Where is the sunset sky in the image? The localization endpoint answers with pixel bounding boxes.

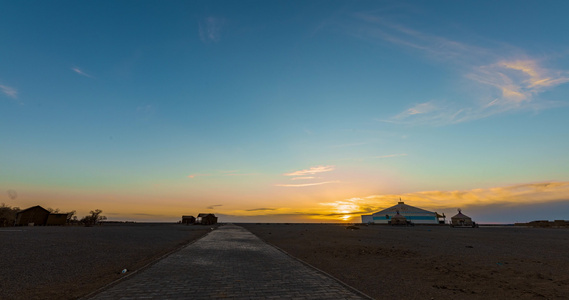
[2,0,569,223]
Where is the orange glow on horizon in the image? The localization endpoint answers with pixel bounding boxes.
[2,181,568,223]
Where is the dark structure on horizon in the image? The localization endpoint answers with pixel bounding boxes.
[15,205,68,226]
[46,213,68,226]
[15,206,50,226]
[196,213,217,225]
[181,215,196,225]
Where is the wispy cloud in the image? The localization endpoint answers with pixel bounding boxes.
[199,17,225,43]
[275,181,339,187]
[468,59,569,107]
[71,67,94,78]
[207,204,223,209]
[351,13,569,125]
[284,165,335,177]
[0,84,17,98]
[387,100,472,126]
[245,208,277,212]
[277,165,338,187]
[351,14,489,62]
[291,176,315,180]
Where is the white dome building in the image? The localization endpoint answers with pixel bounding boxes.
[451,209,475,227]
[361,200,443,224]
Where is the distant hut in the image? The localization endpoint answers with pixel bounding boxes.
[451,209,476,227]
[435,212,446,224]
[46,213,68,226]
[15,206,50,226]
[196,213,218,225]
[182,215,196,225]
[389,211,408,225]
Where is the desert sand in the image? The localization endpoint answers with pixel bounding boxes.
[241,223,569,300]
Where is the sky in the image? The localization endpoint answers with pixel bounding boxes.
[1,0,569,223]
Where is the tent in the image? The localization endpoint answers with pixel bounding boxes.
[451,209,475,227]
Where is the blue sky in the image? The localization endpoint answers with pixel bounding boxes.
[2,0,569,223]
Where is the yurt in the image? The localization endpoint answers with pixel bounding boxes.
[389,211,407,225]
[451,209,474,227]
[361,200,441,224]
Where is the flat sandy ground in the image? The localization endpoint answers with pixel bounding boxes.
[2,223,568,300]
[241,223,569,300]
[0,224,213,300]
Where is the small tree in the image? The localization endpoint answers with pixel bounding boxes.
[81,209,107,226]
[0,203,20,227]
[66,210,78,224]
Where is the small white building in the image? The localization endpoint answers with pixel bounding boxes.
[361,201,442,224]
[451,209,474,227]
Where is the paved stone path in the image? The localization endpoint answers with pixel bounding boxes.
[90,224,367,300]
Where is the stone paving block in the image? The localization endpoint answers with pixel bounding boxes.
[88,224,368,300]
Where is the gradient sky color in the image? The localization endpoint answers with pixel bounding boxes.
[2,0,569,223]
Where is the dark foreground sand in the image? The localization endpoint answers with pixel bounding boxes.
[241,224,569,300]
[2,223,568,300]
[0,224,213,300]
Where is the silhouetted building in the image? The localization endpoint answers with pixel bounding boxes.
[196,213,217,225]
[46,213,68,226]
[182,215,196,224]
[15,206,50,226]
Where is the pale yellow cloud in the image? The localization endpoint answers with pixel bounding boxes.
[291,176,315,180]
[283,165,335,176]
[471,59,569,106]
[501,87,527,101]
[500,60,540,77]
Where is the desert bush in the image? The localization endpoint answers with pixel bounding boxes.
[81,209,107,226]
[66,210,79,224]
